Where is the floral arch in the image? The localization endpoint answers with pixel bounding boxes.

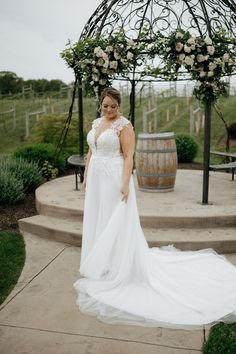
[60,0,236,204]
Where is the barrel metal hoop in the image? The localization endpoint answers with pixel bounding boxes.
[136,172,176,177]
[139,185,175,190]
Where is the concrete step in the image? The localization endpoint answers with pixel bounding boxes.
[19,215,83,247]
[35,188,236,229]
[19,214,236,253]
[35,174,236,228]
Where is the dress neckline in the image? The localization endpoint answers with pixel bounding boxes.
[94,116,122,144]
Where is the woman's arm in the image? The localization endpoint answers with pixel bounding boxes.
[82,148,92,190]
[120,124,135,202]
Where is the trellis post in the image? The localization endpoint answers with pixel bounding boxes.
[78,75,84,157]
[202,102,212,204]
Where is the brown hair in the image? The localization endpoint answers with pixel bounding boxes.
[100,87,121,106]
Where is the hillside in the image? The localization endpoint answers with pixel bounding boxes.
[0,91,235,163]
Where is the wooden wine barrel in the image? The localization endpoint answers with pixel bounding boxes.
[135,132,178,192]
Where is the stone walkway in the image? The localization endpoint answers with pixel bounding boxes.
[1,232,236,354]
[1,168,236,353]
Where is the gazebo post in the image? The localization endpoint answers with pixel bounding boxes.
[130,79,136,127]
[202,102,212,204]
[77,74,84,157]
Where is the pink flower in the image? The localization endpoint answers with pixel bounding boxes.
[175,42,184,52]
[223,53,229,62]
[207,46,215,55]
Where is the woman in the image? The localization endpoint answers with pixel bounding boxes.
[73,87,236,329]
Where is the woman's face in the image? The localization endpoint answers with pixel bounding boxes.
[101,95,119,120]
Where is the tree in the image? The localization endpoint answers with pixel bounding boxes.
[0,71,23,94]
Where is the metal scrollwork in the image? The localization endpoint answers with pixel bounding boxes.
[80,0,236,40]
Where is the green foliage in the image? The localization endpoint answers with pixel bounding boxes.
[31,114,79,147]
[0,71,24,95]
[0,170,24,204]
[203,322,236,354]
[0,71,67,96]
[41,161,58,180]
[175,134,198,163]
[14,142,66,173]
[0,157,43,192]
[24,79,67,94]
[0,232,26,304]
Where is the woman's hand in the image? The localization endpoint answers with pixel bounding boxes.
[121,184,129,203]
[82,178,86,191]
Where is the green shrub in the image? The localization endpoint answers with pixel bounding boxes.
[31,114,80,147]
[0,157,43,192]
[203,322,236,354]
[0,170,24,204]
[41,161,58,180]
[175,134,198,163]
[14,142,66,173]
[31,114,89,158]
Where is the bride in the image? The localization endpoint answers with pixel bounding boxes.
[73,87,236,329]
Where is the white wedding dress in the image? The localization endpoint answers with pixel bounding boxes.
[73,116,236,329]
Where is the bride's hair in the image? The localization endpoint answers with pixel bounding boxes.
[100,87,121,106]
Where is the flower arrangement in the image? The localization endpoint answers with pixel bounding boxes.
[61,30,137,95]
[61,28,235,103]
[160,29,236,103]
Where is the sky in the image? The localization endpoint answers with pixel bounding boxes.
[0,0,102,84]
[0,0,235,90]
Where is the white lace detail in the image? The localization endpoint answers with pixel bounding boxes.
[92,117,103,130]
[91,116,132,136]
[87,116,132,158]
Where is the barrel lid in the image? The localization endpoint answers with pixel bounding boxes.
[138,132,175,140]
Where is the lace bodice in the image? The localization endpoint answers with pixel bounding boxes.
[87,116,132,157]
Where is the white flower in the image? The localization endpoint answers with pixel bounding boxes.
[92,74,99,81]
[92,67,99,73]
[114,51,121,60]
[197,54,205,62]
[176,42,184,52]
[99,79,107,85]
[176,32,184,39]
[204,55,209,61]
[165,47,171,52]
[105,45,113,53]
[207,45,215,55]
[204,36,212,45]
[102,52,108,61]
[199,71,206,78]
[179,53,185,61]
[190,44,196,50]
[109,61,118,69]
[127,38,135,47]
[97,58,104,66]
[223,53,229,62]
[101,68,108,74]
[103,61,109,69]
[187,37,196,45]
[127,51,134,60]
[209,62,217,70]
[184,56,194,66]
[184,45,192,53]
[120,58,127,64]
[207,71,214,77]
[94,47,104,57]
[215,58,222,65]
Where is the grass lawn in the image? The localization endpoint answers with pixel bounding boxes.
[0,231,26,305]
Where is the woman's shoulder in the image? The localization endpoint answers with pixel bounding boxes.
[91,117,102,129]
[117,116,133,129]
[113,116,133,135]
